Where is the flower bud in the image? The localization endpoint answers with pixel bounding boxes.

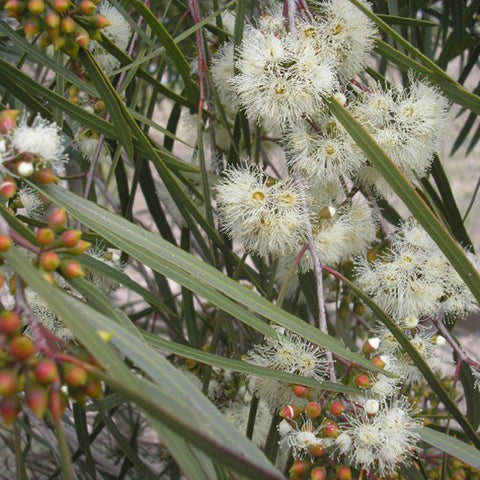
[60,17,76,34]
[10,335,35,361]
[79,0,96,14]
[28,0,44,14]
[435,335,446,347]
[23,19,40,38]
[34,359,59,385]
[291,384,310,398]
[0,396,20,426]
[4,0,26,15]
[329,401,344,416]
[60,230,82,247]
[66,239,92,255]
[17,161,34,177]
[279,404,301,419]
[74,28,90,48]
[60,260,84,278]
[48,388,65,421]
[48,208,67,232]
[305,402,321,419]
[36,227,55,246]
[52,0,70,11]
[319,206,336,219]
[371,355,386,369]
[45,12,60,30]
[0,177,17,198]
[63,364,87,387]
[362,337,380,354]
[309,443,325,457]
[40,251,60,271]
[0,311,21,336]
[355,373,371,389]
[310,467,326,480]
[0,235,12,252]
[337,466,352,480]
[0,370,17,396]
[32,168,58,184]
[83,378,103,399]
[364,399,379,415]
[90,14,110,29]
[289,460,311,479]
[26,386,48,417]
[322,420,339,438]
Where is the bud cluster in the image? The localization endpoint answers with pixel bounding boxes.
[1,0,110,57]
[35,208,89,282]
[0,309,102,425]
[278,398,352,479]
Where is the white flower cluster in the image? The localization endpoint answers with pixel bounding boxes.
[246,326,328,408]
[212,0,376,132]
[354,78,450,193]
[334,397,421,475]
[216,166,308,257]
[356,220,478,321]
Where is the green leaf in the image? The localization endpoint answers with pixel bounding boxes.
[29,182,386,374]
[419,427,480,470]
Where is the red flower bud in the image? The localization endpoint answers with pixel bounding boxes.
[371,355,386,369]
[60,17,76,34]
[90,14,110,29]
[0,370,17,396]
[355,373,371,389]
[74,28,90,48]
[310,467,326,480]
[66,240,92,255]
[36,227,55,246]
[309,443,325,457]
[10,335,35,361]
[26,386,48,418]
[337,466,352,480]
[323,420,339,438]
[0,396,20,426]
[60,230,82,247]
[289,460,311,479]
[279,404,301,419]
[79,0,96,14]
[32,168,58,184]
[60,260,84,278]
[40,251,60,271]
[63,364,87,387]
[305,402,321,419]
[45,12,60,30]
[330,401,344,416]
[0,177,17,198]
[48,208,67,232]
[51,0,70,13]
[83,378,103,399]
[34,359,59,385]
[23,19,40,38]
[291,384,310,398]
[28,0,45,14]
[0,235,12,252]
[0,310,21,336]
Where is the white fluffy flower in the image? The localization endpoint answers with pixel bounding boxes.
[338,397,421,475]
[223,399,272,448]
[18,186,43,220]
[216,166,308,257]
[316,0,377,80]
[282,419,324,459]
[355,221,478,321]
[11,115,64,166]
[247,327,329,408]
[231,18,337,130]
[75,130,112,164]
